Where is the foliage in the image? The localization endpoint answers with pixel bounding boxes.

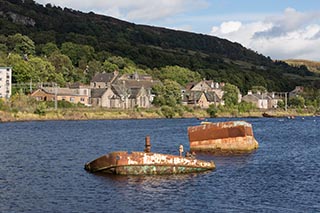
[7,33,35,56]
[152,79,181,107]
[207,104,218,117]
[237,102,256,113]
[40,42,59,56]
[222,83,240,107]
[160,105,175,118]
[46,100,75,108]
[289,95,305,108]
[102,60,118,73]
[251,86,267,93]
[154,66,201,86]
[277,100,285,109]
[34,102,47,115]
[9,90,38,112]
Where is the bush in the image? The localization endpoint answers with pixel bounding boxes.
[207,104,218,117]
[161,105,175,118]
[238,102,256,113]
[34,102,47,115]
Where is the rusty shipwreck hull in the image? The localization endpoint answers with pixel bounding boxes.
[188,121,259,153]
[85,151,215,175]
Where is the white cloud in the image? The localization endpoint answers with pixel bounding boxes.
[219,21,242,34]
[210,8,320,60]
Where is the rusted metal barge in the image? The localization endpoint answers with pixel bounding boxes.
[85,136,215,175]
[188,121,259,154]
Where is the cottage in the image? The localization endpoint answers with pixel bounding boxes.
[183,80,226,107]
[182,91,221,108]
[242,91,280,109]
[30,87,91,106]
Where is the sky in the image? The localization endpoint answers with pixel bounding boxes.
[35,0,320,61]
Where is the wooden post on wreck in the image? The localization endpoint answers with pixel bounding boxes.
[144,135,151,153]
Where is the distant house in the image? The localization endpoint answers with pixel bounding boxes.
[183,80,226,107]
[182,91,221,108]
[289,86,304,98]
[242,91,280,109]
[90,72,160,108]
[0,67,12,99]
[90,71,119,88]
[30,87,91,106]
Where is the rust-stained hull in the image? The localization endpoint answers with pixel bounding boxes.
[188,121,259,153]
[85,151,215,175]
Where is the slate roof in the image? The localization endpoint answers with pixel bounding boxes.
[183,91,220,103]
[41,87,85,96]
[91,88,107,98]
[91,72,117,83]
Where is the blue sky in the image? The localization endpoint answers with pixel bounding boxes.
[35,0,320,61]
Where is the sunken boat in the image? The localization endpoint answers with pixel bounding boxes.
[188,121,259,154]
[85,136,215,175]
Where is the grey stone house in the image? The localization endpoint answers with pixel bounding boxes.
[90,72,160,109]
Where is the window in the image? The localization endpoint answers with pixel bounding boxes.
[70,97,75,102]
[80,98,85,102]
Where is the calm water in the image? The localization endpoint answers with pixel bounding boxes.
[0,117,319,212]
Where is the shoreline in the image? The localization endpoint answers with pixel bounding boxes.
[0,108,317,123]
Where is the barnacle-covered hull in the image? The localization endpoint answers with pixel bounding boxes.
[188,121,259,154]
[85,151,215,175]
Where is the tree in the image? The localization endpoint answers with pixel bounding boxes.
[7,34,35,56]
[158,66,201,86]
[86,60,103,82]
[48,52,74,83]
[103,60,118,73]
[223,83,240,107]
[61,42,95,66]
[152,80,181,107]
[7,53,33,83]
[107,56,127,69]
[251,86,267,93]
[41,42,59,56]
[289,95,305,108]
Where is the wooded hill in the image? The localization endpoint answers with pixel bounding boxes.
[1,0,319,92]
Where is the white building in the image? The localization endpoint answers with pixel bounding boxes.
[0,67,12,99]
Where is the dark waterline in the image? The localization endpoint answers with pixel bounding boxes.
[1,117,319,212]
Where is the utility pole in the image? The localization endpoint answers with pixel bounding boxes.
[29,79,32,93]
[285,92,288,112]
[54,82,58,110]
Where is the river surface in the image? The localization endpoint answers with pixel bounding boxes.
[0,117,319,212]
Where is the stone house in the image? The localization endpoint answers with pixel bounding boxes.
[242,91,280,109]
[183,80,225,107]
[289,86,304,98]
[182,91,221,108]
[90,72,160,108]
[90,71,119,88]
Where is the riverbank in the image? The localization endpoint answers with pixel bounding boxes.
[0,108,317,123]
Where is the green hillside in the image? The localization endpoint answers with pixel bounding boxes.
[0,0,319,92]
